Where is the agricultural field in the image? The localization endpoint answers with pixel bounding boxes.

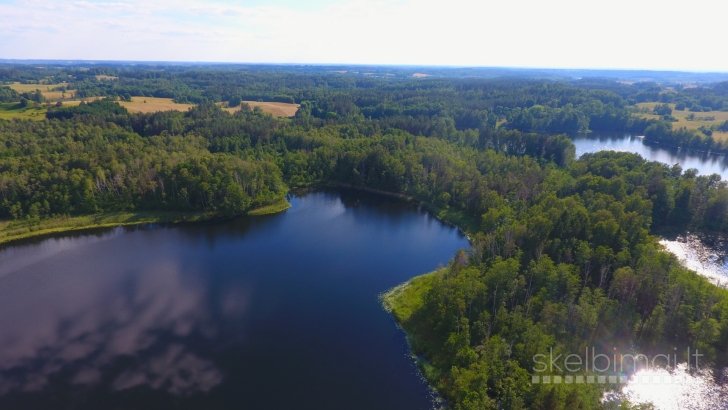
[119,97,194,113]
[1,97,194,120]
[6,84,297,117]
[224,101,299,117]
[95,75,118,81]
[59,97,103,106]
[62,97,192,113]
[636,102,728,140]
[7,82,66,100]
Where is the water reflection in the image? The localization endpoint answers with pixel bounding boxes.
[0,190,467,409]
[0,256,226,396]
[659,234,728,285]
[572,132,728,179]
[618,234,728,408]
[0,227,125,279]
[620,364,728,410]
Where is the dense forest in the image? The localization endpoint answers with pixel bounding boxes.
[2,65,728,409]
[0,101,286,220]
[4,62,728,153]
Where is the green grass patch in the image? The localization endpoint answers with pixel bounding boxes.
[0,102,48,121]
[0,199,291,246]
[382,271,437,323]
[0,211,213,246]
[247,198,291,215]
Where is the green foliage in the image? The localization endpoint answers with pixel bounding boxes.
[0,86,20,103]
[653,103,673,116]
[643,119,728,153]
[384,149,728,409]
[229,95,242,107]
[0,109,287,219]
[46,99,130,120]
[3,65,728,409]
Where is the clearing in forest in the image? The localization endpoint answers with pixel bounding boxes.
[7,82,66,100]
[224,101,300,118]
[636,102,728,140]
[118,97,194,113]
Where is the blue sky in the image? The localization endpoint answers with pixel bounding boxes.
[0,0,725,72]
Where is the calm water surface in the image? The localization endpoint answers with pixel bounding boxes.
[573,132,728,409]
[0,189,469,410]
[572,131,728,179]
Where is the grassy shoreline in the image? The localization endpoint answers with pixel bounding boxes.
[0,199,291,246]
[381,272,447,396]
[247,198,292,215]
[382,271,436,324]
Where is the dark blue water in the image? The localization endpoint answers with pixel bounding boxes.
[0,189,468,410]
[572,131,728,179]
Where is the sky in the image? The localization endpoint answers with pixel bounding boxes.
[0,0,725,72]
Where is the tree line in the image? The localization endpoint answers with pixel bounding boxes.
[0,68,728,409]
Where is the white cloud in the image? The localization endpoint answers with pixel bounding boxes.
[0,0,725,71]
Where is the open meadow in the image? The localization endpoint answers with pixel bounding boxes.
[120,97,194,113]
[0,97,297,120]
[636,102,728,140]
[0,103,47,121]
[8,82,66,100]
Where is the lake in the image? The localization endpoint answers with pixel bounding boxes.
[572,131,728,179]
[573,132,728,409]
[615,233,728,409]
[0,189,469,410]
[660,233,728,285]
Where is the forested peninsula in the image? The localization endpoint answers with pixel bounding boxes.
[2,65,728,408]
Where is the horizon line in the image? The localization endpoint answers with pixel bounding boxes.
[2,59,728,75]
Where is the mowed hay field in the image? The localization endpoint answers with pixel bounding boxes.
[224,101,299,118]
[1,96,296,119]
[120,97,194,113]
[62,97,194,113]
[636,102,728,140]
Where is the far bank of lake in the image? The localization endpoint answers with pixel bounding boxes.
[0,189,468,410]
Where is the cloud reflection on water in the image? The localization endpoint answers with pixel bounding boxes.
[0,234,234,397]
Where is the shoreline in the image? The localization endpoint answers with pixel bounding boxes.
[379,192,728,409]
[289,182,478,242]
[576,130,728,158]
[0,198,291,246]
[334,183,477,242]
[643,137,728,157]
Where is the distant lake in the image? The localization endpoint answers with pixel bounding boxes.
[572,131,728,179]
[0,189,469,410]
[572,132,728,408]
